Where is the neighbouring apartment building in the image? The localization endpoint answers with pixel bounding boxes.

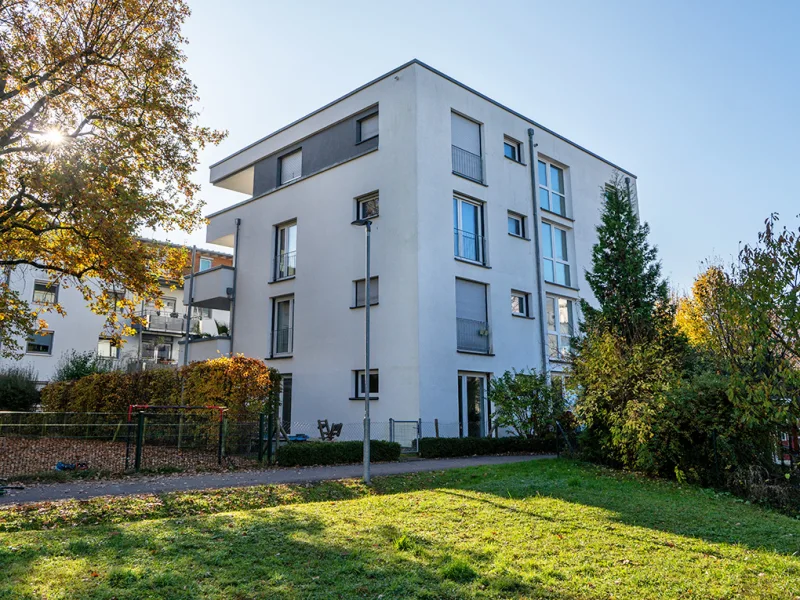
[185,60,640,437]
[1,242,232,385]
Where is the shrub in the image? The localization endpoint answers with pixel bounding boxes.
[489,369,565,438]
[0,365,40,411]
[40,356,280,420]
[52,350,113,382]
[276,440,401,466]
[418,436,555,458]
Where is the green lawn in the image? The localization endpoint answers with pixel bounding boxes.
[1,459,799,599]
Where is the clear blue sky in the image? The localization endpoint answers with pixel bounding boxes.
[174,0,799,292]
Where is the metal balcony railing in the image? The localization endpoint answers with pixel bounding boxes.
[271,327,293,356]
[141,310,186,333]
[456,317,490,353]
[274,251,297,280]
[452,145,483,182]
[454,228,486,264]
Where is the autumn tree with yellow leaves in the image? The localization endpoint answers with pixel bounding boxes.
[0,0,224,357]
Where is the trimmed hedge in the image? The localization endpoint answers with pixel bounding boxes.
[419,436,556,458]
[276,440,402,467]
[40,356,280,420]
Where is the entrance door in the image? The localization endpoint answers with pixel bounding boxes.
[457,373,487,437]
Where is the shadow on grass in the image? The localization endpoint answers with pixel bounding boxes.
[0,508,580,599]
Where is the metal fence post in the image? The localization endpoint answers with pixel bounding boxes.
[134,412,145,472]
[258,413,266,463]
[267,412,274,465]
[418,418,422,451]
[389,418,394,443]
[218,414,227,465]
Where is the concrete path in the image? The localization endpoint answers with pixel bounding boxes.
[0,454,554,506]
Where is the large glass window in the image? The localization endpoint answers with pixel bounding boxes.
[279,149,302,185]
[541,222,571,286]
[547,297,575,359]
[453,196,485,264]
[275,222,297,280]
[32,281,57,304]
[538,160,567,216]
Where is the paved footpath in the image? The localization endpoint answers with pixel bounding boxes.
[0,454,554,506]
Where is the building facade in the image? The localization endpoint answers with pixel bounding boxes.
[190,60,639,436]
[1,244,231,385]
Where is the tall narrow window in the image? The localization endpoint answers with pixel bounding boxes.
[354,277,379,307]
[538,160,567,216]
[451,113,483,182]
[547,297,575,359]
[456,278,489,354]
[541,222,571,286]
[280,149,302,185]
[32,281,58,304]
[358,113,378,142]
[275,222,297,280]
[453,196,485,264]
[272,296,294,356]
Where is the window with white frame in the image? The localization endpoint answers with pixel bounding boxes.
[358,113,378,142]
[538,160,567,216]
[504,137,522,162]
[275,221,297,280]
[547,296,575,359]
[354,369,379,398]
[272,296,294,356]
[354,277,379,307]
[32,280,58,304]
[279,149,302,185]
[451,112,483,182]
[511,291,529,317]
[453,195,485,264]
[541,222,571,286]
[507,212,525,238]
[356,191,379,220]
[198,257,213,271]
[27,331,54,354]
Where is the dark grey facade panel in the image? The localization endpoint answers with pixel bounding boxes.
[252,107,379,197]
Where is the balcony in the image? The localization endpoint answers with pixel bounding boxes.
[271,327,293,357]
[184,265,234,310]
[454,229,486,265]
[181,336,231,362]
[140,310,186,334]
[452,145,483,183]
[274,251,296,280]
[456,317,490,354]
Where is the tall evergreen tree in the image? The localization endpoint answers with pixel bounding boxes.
[581,175,670,345]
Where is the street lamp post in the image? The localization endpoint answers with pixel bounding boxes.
[352,218,372,484]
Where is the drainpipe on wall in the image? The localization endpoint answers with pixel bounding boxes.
[182,245,197,366]
[527,128,549,375]
[228,218,241,356]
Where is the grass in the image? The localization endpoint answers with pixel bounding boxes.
[0,459,799,599]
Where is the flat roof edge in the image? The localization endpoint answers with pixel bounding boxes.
[209,58,636,180]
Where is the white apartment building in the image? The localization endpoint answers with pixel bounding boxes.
[1,245,232,385]
[192,60,638,437]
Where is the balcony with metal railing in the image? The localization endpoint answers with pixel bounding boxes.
[456,317,490,354]
[452,145,483,183]
[271,327,293,357]
[274,251,297,280]
[454,228,487,265]
[140,310,186,334]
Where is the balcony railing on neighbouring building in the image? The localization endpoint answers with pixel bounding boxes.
[452,145,483,182]
[456,317,490,354]
[141,310,186,334]
[454,228,486,264]
[274,251,297,280]
[271,327,293,356]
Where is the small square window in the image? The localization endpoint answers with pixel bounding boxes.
[280,149,302,185]
[198,257,213,271]
[511,292,529,316]
[358,113,378,142]
[354,277,379,307]
[504,137,522,162]
[508,212,525,238]
[27,331,54,354]
[32,281,58,304]
[357,192,379,219]
[355,370,379,397]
